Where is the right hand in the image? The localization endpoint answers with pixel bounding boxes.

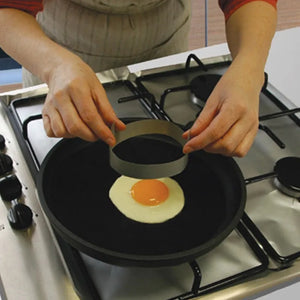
[42,56,126,146]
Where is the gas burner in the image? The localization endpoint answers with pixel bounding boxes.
[274,157,300,198]
[245,156,300,198]
[190,74,221,107]
[244,156,300,266]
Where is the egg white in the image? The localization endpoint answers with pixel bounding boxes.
[109,176,185,223]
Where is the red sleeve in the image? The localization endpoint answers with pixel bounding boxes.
[0,1,43,17]
[219,0,278,21]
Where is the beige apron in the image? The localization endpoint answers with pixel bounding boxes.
[23,0,191,87]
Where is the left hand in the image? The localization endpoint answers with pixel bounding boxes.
[182,63,263,157]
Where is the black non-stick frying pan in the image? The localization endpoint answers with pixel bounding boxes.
[37,120,246,267]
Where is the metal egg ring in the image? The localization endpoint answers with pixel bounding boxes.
[109,119,188,179]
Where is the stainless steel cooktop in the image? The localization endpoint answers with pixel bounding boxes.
[0,53,299,300]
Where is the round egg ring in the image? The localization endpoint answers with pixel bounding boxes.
[109,176,185,224]
[110,119,188,179]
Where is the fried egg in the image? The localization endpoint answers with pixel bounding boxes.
[109,176,184,223]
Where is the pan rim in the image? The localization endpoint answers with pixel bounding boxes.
[36,137,246,267]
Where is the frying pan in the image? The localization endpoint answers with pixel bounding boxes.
[36,119,246,267]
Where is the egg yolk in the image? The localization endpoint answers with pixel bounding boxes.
[130,179,169,206]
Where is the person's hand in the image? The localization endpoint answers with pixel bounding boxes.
[42,56,125,145]
[182,62,264,157]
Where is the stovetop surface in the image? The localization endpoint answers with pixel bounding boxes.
[1,54,300,300]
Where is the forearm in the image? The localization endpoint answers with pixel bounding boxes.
[225,1,277,88]
[0,8,79,84]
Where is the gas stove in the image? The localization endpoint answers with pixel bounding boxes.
[1,39,300,299]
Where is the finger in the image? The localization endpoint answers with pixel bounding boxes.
[42,102,74,139]
[68,85,117,144]
[204,122,258,157]
[49,92,99,141]
[92,85,126,131]
[182,106,217,139]
[230,124,258,157]
[42,112,54,137]
[183,104,239,153]
[182,98,219,139]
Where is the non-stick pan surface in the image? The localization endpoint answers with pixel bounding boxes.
[37,127,246,267]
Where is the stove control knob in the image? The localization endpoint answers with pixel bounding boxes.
[0,153,13,176]
[0,134,5,151]
[7,201,33,230]
[0,175,22,202]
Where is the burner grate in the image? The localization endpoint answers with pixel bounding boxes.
[168,221,268,300]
